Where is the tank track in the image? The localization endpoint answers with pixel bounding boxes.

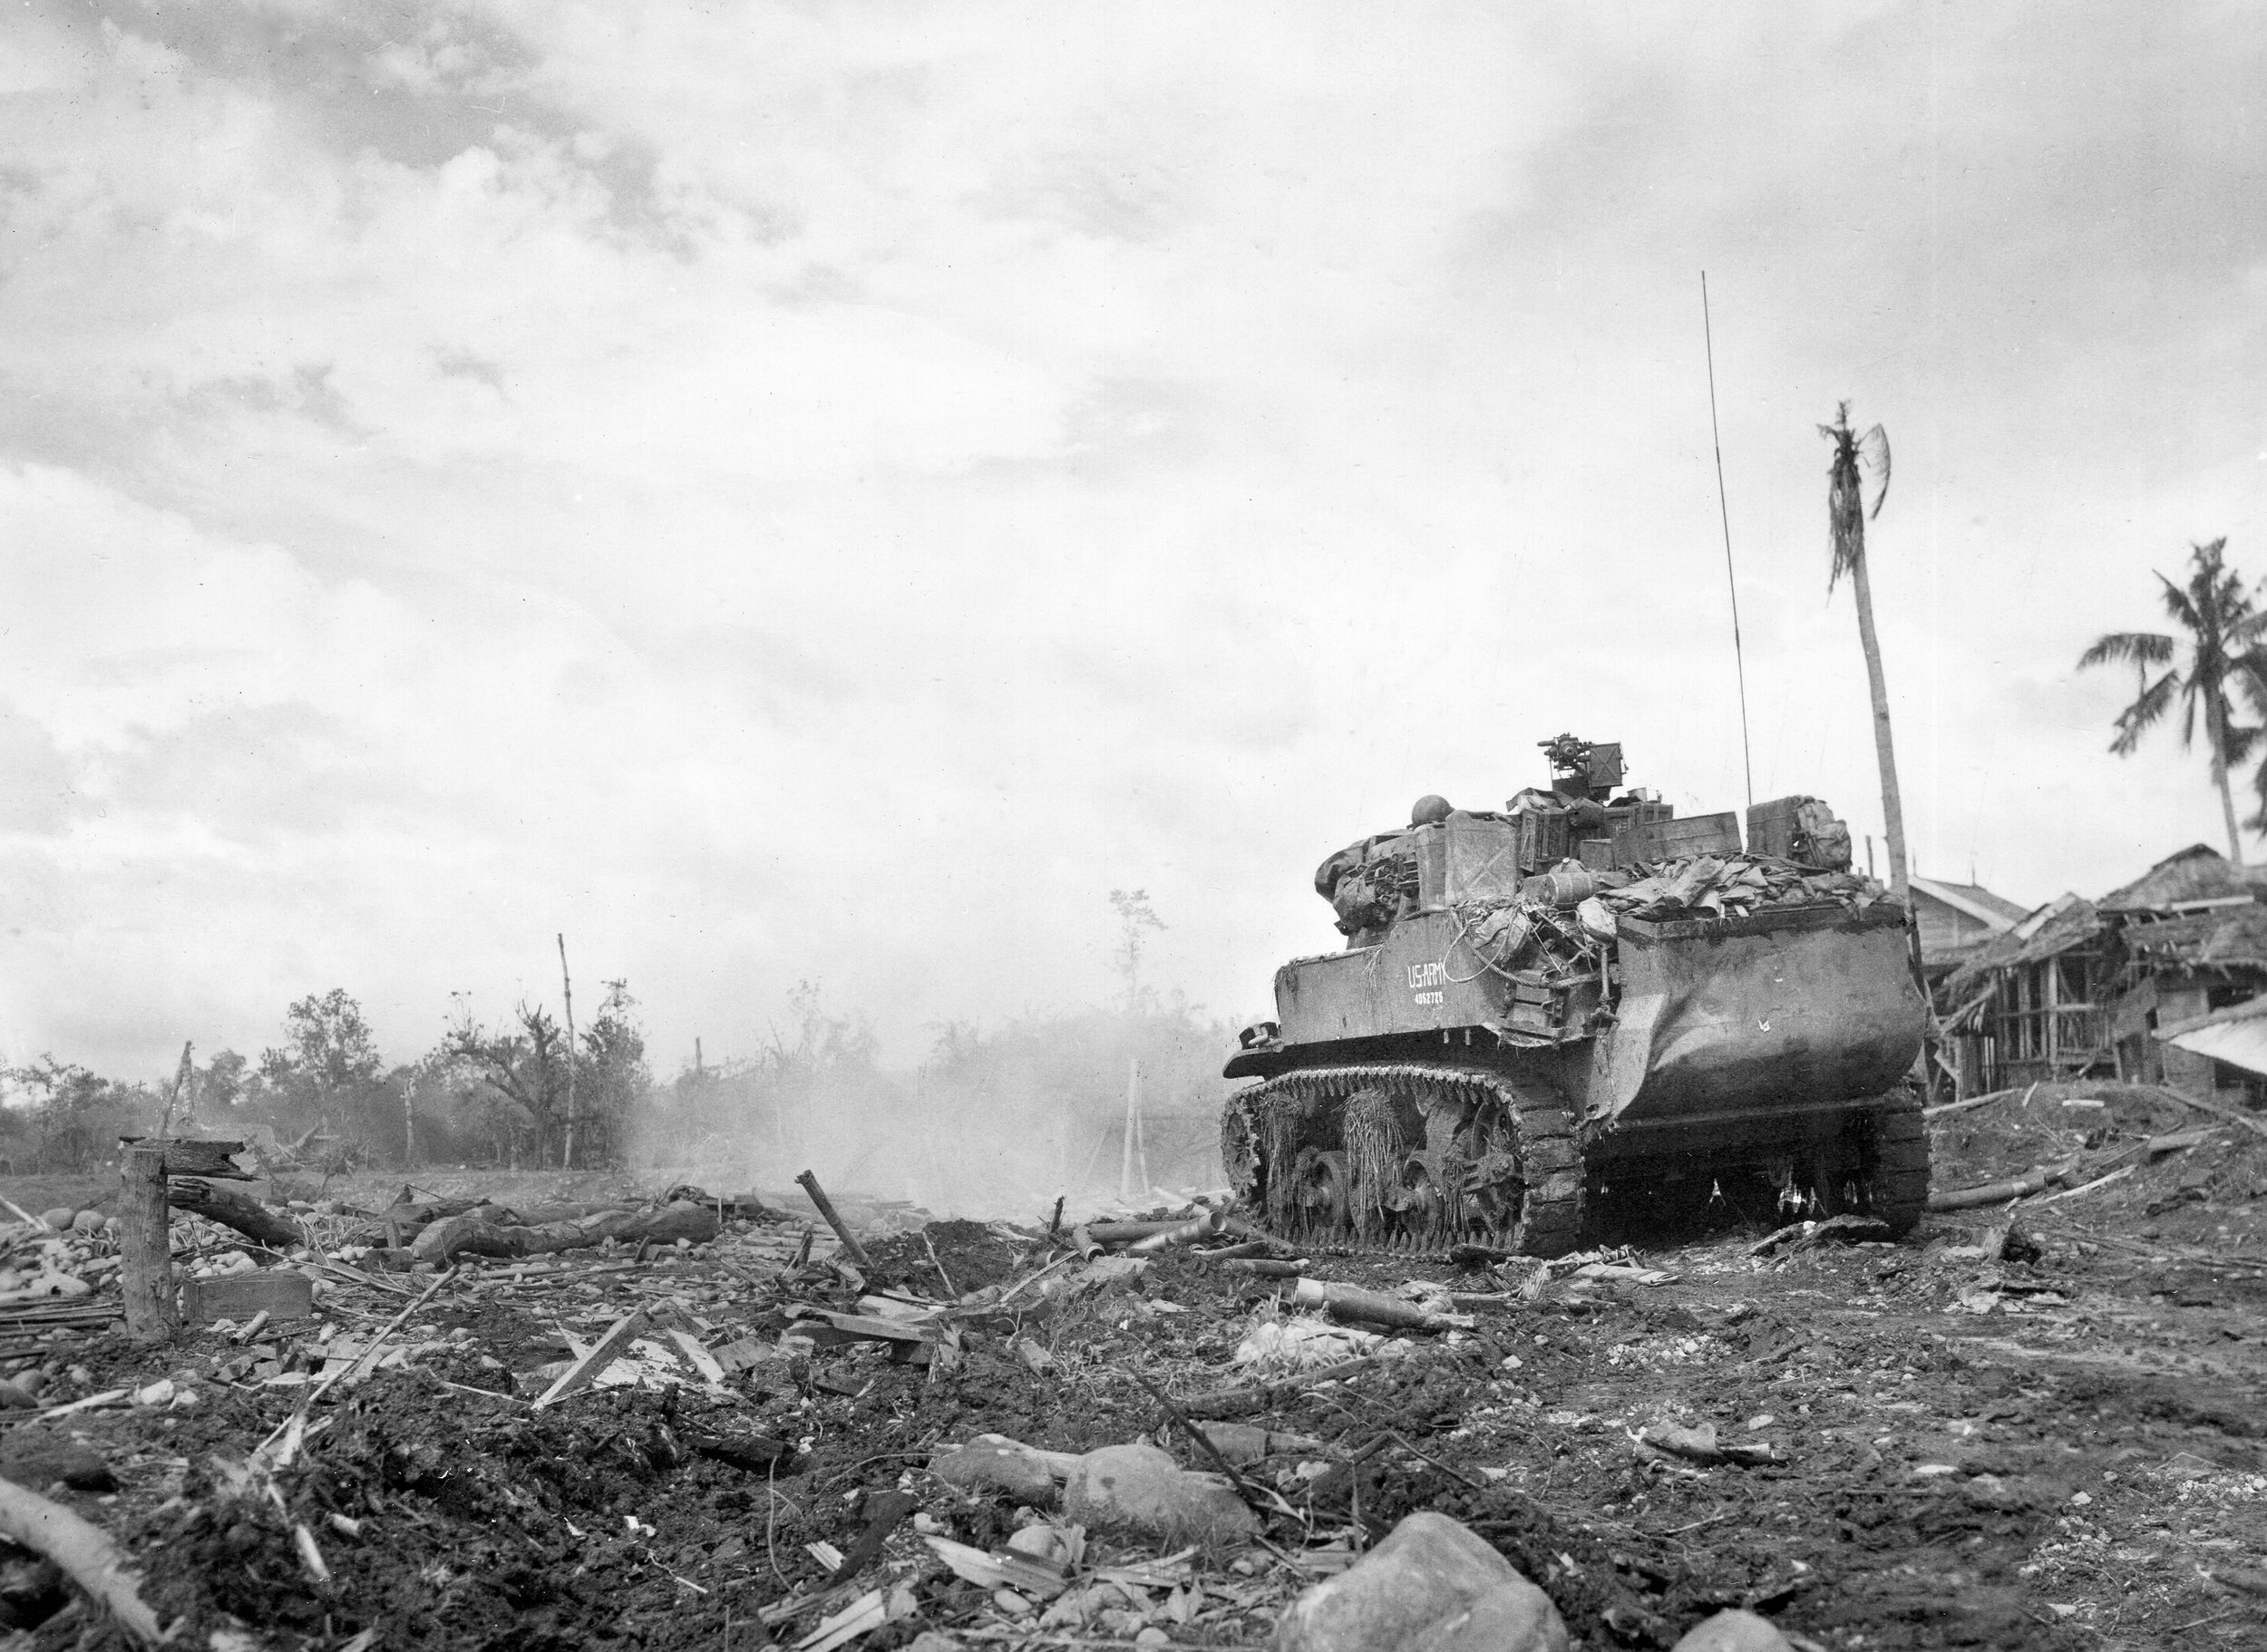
[1812,1081,1930,1235]
[1221,1062,1584,1259]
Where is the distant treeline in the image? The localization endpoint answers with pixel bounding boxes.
[0,980,1240,1196]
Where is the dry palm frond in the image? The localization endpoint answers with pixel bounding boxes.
[1819,401,1890,593]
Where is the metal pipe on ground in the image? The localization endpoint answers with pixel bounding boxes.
[793,1171,874,1271]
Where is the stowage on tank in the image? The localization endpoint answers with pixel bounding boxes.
[1221,736,1931,1258]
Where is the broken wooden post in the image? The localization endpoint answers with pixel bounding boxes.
[119,1143,175,1343]
[794,1170,873,1271]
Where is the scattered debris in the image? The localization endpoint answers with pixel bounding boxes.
[0,1111,2249,1648]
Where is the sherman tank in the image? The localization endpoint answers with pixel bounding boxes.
[1221,735,1930,1257]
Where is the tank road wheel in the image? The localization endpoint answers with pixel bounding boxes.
[1292,1147,1351,1237]
[1390,1154,1445,1247]
[1341,1087,1409,1243]
[1221,1103,1259,1210]
[1222,1065,1583,1256]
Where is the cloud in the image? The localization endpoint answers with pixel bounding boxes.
[0,4,2264,1080]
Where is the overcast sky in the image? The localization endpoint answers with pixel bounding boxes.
[3,2,2265,1080]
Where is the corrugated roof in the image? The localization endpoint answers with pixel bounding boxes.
[2099,844,2267,910]
[2162,1015,2267,1078]
[1910,876,2028,930]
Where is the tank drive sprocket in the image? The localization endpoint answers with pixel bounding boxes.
[1221,1063,1584,1258]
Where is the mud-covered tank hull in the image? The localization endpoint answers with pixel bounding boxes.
[1223,897,1931,1256]
[1581,901,1924,1153]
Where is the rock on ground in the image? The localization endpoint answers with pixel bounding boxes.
[929,1441,1056,1505]
[1061,1443,1260,1543]
[1272,1511,1567,1652]
[1670,1608,1796,1651]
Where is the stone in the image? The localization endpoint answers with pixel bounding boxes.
[1063,1443,1260,1543]
[930,1443,1058,1505]
[1273,1511,1565,1652]
[35,1210,71,1232]
[1669,1609,1796,1652]
[1407,1579,1569,1652]
[69,1210,102,1235]
[904,1636,963,1652]
[1004,1524,1079,1567]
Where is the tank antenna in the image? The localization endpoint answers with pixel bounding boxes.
[1701,271,1755,810]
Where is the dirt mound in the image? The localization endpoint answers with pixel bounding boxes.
[862,1217,1033,1295]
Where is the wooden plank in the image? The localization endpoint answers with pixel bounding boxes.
[534,1309,649,1408]
[115,1138,256,1181]
[793,1311,933,1346]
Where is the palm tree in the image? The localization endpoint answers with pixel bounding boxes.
[1820,403,1909,899]
[2077,538,2267,863]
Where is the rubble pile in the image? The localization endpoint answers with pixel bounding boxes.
[0,1139,2254,1650]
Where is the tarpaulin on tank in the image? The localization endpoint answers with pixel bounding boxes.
[1315,831,1416,943]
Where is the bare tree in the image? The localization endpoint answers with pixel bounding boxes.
[1820,403,1909,899]
[1109,889,1164,1012]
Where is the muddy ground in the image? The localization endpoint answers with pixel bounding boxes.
[0,1086,2262,1651]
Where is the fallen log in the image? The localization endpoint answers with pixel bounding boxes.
[168,1180,301,1249]
[1922,1082,2036,1121]
[1926,1160,2081,1212]
[2145,1127,2220,1158]
[1290,1278,1471,1332]
[353,1198,482,1247]
[411,1200,719,1264]
[0,1475,165,1643]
